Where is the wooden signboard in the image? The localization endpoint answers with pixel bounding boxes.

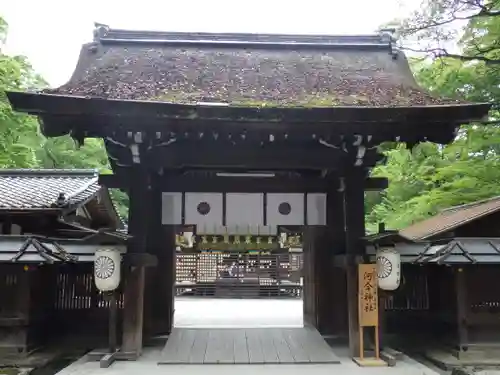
[353,264,386,367]
[358,263,378,327]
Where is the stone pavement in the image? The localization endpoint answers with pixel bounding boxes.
[55,298,442,375]
[56,346,441,375]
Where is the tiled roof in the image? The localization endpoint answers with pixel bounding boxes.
[364,231,415,244]
[399,196,500,240]
[0,169,100,210]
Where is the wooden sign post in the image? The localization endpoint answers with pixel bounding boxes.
[353,263,386,367]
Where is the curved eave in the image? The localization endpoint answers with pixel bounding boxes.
[8,91,491,125]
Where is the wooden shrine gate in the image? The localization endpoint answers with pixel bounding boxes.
[7,24,490,363]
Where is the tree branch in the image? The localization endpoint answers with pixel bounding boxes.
[403,47,500,65]
[402,0,500,35]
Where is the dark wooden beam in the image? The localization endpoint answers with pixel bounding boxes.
[455,267,468,352]
[7,91,489,126]
[344,172,367,357]
[126,168,149,254]
[302,227,316,328]
[148,144,367,170]
[99,174,388,192]
[315,189,349,336]
[332,254,364,268]
[144,175,176,337]
[121,266,146,358]
[97,116,457,145]
[122,166,149,357]
[105,142,381,171]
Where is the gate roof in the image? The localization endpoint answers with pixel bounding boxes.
[8,25,490,129]
[49,27,466,108]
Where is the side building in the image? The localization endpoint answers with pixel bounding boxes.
[0,169,125,359]
[367,197,500,368]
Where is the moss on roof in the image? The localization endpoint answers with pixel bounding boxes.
[49,39,464,107]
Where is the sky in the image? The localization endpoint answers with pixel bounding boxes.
[0,0,419,87]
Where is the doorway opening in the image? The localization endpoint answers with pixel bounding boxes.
[173,228,304,329]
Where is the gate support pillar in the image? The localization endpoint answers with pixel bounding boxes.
[303,183,348,337]
[302,227,316,328]
[122,265,146,357]
[316,188,347,336]
[344,172,367,357]
[144,174,176,338]
[122,167,149,358]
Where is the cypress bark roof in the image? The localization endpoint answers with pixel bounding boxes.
[49,26,464,107]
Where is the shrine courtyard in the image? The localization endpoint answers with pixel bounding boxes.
[53,298,441,375]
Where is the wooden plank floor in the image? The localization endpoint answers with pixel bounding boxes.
[158,327,341,365]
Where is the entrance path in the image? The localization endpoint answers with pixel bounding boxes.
[55,298,441,375]
[174,297,303,328]
[56,347,441,375]
[159,327,340,364]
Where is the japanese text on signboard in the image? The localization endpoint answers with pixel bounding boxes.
[358,264,378,327]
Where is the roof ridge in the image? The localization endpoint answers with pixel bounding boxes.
[440,195,500,213]
[0,170,101,211]
[415,204,500,240]
[401,195,500,240]
[0,169,99,177]
[94,24,394,50]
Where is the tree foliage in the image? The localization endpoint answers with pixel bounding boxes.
[3,11,500,232]
[399,0,500,65]
[0,16,128,218]
[367,0,500,232]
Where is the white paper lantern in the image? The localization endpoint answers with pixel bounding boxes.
[376,247,401,291]
[94,248,121,292]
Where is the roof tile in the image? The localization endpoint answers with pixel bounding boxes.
[0,169,100,210]
[399,196,500,240]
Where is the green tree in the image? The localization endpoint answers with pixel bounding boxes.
[399,0,500,65]
[0,15,128,218]
[367,0,500,232]
[0,17,45,168]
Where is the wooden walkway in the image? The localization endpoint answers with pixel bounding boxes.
[158,327,341,365]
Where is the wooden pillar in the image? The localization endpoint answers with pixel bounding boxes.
[302,228,316,328]
[315,188,347,336]
[122,266,146,356]
[455,267,468,352]
[144,176,176,337]
[378,291,387,348]
[160,225,176,334]
[149,224,176,336]
[12,268,32,353]
[122,167,149,357]
[344,172,366,357]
